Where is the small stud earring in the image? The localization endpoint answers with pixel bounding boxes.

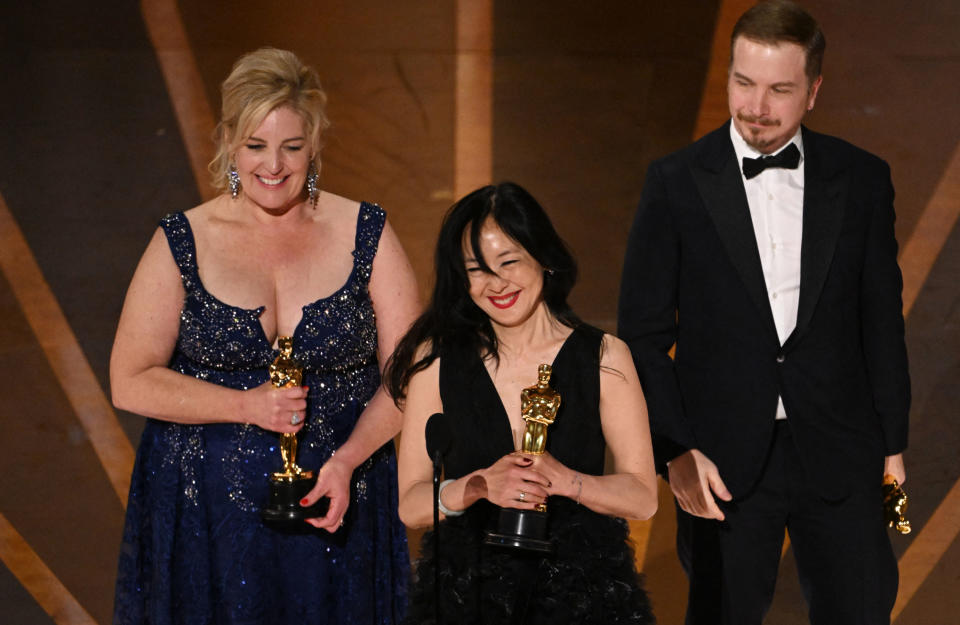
[228,164,241,199]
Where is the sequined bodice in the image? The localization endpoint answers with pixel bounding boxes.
[162,208,380,384]
[155,204,385,511]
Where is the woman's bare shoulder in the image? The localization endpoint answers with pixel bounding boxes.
[599,333,639,379]
[180,195,233,231]
[317,191,362,223]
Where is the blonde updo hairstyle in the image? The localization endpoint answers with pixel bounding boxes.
[209,47,330,193]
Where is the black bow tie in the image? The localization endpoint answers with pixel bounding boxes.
[742,143,801,179]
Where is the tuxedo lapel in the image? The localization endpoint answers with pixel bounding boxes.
[785,128,847,349]
[692,125,779,342]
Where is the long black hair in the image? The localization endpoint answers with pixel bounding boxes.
[384,182,580,404]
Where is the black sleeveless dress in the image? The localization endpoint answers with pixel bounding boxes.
[405,325,655,624]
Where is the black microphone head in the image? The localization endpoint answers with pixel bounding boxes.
[425,412,453,459]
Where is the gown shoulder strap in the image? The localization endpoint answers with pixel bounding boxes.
[158,212,201,293]
[351,202,386,286]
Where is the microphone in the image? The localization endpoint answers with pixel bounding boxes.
[424,412,449,624]
[425,412,453,461]
[425,411,453,529]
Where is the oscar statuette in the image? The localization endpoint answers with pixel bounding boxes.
[261,336,329,527]
[881,474,911,535]
[484,364,561,553]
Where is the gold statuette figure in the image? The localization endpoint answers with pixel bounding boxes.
[485,363,562,552]
[521,364,561,512]
[261,336,329,526]
[270,336,312,481]
[881,474,911,535]
[520,364,562,455]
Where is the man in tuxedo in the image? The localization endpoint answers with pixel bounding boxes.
[617,1,910,623]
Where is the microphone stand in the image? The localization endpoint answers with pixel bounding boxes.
[432,449,442,625]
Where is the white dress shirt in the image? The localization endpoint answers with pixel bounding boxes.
[730,124,804,420]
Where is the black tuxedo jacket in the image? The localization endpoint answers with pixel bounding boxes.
[618,123,910,499]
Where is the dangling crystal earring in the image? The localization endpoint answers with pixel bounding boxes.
[306,161,319,207]
[228,164,241,199]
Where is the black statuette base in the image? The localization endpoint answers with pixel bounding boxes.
[261,474,330,528]
[484,508,554,553]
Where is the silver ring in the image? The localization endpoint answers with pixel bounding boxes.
[290,412,300,425]
[519,491,526,501]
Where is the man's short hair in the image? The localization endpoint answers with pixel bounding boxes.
[731,0,826,85]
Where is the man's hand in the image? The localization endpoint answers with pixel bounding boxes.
[884,453,906,485]
[668,449,732,520]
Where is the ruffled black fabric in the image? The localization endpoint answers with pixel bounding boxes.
[405,499,654,625]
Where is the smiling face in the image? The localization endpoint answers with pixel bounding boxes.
[463,218,547,330]
[728,36,821,154]
[233,106,312,212]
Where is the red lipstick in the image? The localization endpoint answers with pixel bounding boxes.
[488,291,519,309]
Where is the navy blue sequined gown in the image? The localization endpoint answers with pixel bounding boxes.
[114,203,408,625]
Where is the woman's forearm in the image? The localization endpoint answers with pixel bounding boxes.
[398,470,486,528]
[561,472,658,520]
[112,366,247,424]
[332,387,403,471]
[398,479,435,528]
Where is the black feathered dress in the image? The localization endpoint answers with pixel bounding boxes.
[405,325,655,625]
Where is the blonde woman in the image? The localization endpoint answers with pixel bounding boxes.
[111,48,417,624]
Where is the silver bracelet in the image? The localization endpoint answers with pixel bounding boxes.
[438,479,465,517]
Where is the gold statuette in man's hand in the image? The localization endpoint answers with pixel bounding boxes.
[881,474,911,535]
